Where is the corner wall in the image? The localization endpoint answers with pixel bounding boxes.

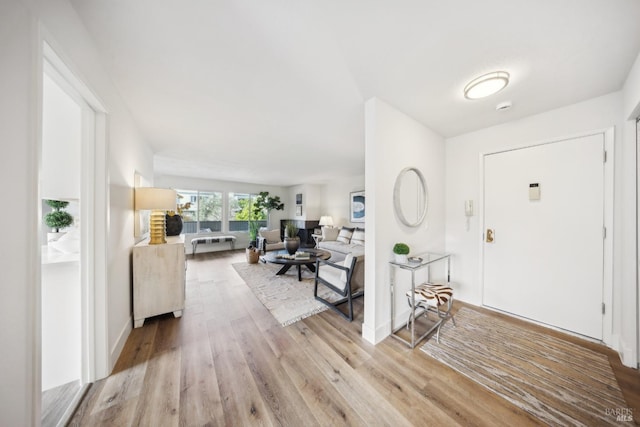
[363,98,446,344]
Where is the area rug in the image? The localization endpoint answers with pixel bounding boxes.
[420,308,628,426]
[232,262,331,326]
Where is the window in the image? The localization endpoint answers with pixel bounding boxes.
[177,189,222,233]
[228,192,267,231]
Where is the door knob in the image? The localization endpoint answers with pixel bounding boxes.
[486,229,494,243]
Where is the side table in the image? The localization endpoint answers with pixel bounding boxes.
[389,252,450,348]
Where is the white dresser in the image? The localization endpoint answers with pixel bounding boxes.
[133,235,186,328]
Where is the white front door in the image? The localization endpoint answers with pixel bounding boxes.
[483,134,605,340]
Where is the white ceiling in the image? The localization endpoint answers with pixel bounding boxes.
[70,0,640,186]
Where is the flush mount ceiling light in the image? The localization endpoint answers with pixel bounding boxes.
[464,71,510,100]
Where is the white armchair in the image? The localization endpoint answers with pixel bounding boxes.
[313,253,364,321]
[257,229,284,254]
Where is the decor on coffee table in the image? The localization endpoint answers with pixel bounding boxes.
[263,248,331,281]
[421,308,628,426]
[232,262,335,326]
[283,221,300,254]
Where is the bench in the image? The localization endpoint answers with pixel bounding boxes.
[191,235,236,255]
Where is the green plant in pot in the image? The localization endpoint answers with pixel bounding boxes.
[252,191,284,229]
[44,199,74,242]
[393,242,410,264]
[284,221,300,255]
[248,220,260,247]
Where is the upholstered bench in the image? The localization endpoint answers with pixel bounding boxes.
[191,235,236,255]
[406,283,455,343]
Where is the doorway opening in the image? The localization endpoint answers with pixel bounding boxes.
[40,41,109,426]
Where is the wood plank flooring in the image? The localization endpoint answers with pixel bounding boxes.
[70,250,640,426]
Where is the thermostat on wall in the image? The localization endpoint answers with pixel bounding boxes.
[529,183,540,201]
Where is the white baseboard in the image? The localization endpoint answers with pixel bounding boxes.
[109,318,132,375]
[362,320,391,344]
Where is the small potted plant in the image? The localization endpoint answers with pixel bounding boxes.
[393,243,410,264]
[248,220,260,247]
[284,221,300,254]
[44,199,74,242]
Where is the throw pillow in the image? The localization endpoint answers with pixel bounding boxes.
[336,227,354,244]
[259,229,281,244]
[322,227,340,241]
[351,228,365,245]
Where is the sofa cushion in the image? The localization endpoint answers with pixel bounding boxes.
[351,228,365,246]
[336,227,354,244]
[259,229,281,244]
[321,227,340,241]
[319,240,365,257]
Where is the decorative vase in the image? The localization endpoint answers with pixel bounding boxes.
[394,253,408,264]
[284,236,300,255]
[165,214,183,236]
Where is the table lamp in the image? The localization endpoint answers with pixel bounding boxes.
[135,187,177,244]
[319,215,334,228]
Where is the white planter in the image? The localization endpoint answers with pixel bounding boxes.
[394,254,408,264]
[47,232,66,243]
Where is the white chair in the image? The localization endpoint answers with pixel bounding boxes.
[257,229,284,254]
[314,254,364,321]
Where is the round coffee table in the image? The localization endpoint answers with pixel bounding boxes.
[263,248,331,281]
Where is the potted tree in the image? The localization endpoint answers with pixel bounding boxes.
[392,242,410,264]
[284,221,300,254]
[44,199,74,242]
[252,191,284,229]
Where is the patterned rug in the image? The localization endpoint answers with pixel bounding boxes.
[232,261,332,326]
[420,308,628,426]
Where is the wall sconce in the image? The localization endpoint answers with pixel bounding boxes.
[319,215,334,228]
[135,187,177,244]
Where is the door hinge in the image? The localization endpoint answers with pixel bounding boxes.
[603,150,607,163]
[603,226,607,239]
[602,302,605,315]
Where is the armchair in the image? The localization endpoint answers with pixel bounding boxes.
[257,228,284,254]
[314,254,364,321]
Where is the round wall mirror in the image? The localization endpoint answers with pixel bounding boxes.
[393,167,428,227]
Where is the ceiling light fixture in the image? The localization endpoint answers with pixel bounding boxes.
[464,71,510,100]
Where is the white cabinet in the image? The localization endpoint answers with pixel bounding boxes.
[133,235,186,328]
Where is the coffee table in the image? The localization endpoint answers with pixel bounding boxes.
[263,249,331,281]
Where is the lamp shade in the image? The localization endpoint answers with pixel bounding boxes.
[319,215,334,227]
[135,187,176,211]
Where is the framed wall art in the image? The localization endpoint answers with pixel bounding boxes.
[350,190,365,223]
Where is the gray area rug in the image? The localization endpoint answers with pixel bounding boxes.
[421,308,628,426]
[232,261,332,326]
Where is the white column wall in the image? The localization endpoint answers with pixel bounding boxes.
[363,98,446,344]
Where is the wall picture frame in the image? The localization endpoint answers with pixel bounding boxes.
[296,205,302,216]
[296,193,302,205]
[350,190,365,223]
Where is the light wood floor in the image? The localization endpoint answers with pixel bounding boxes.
[70,250,640,426]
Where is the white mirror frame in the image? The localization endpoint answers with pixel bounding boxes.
[393,167,428,227]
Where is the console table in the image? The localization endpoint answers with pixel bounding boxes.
[389,252,450,348]
[133,235,186,328]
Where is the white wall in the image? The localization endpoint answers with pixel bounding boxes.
[363,98,446,344]
[320,175,365,228]
[286,184,322,221]
[445,91,638,367]
[0,0,154,423]
[622,49,640,368]
[0,1,39,424]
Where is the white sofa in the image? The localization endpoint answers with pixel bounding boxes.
[317,226,365,291]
